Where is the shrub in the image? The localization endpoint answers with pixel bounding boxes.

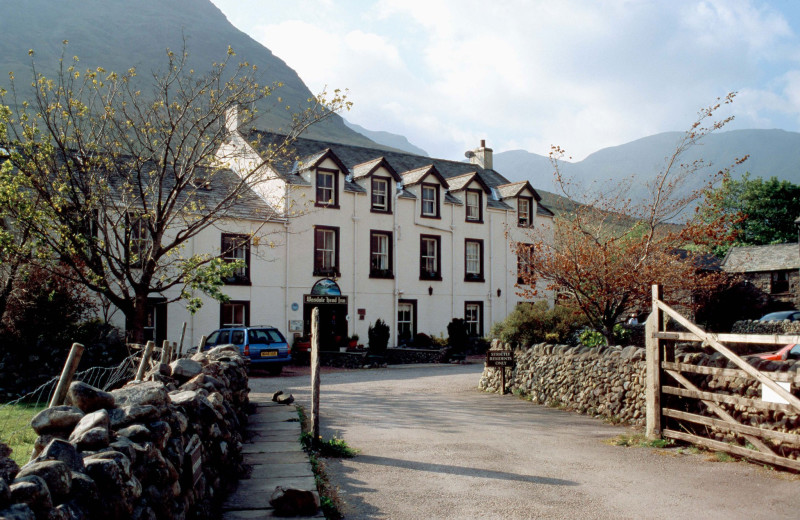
[490,302,586,347]
[367,319,390,356]
[447,318,469,354]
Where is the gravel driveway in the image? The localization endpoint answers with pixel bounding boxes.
[249,362,800,520]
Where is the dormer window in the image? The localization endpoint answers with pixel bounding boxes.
[316,168,339,208]
[371,177,391,213]
[466,189,482,222]
[421,183,440,218]
[518,197,532,227]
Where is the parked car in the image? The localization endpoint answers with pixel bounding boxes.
[759,310,800,322]
[204,326,291,374]
[754,343,800,361]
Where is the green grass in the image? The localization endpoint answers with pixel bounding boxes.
[608,433,672,449]
[0,402,46,465]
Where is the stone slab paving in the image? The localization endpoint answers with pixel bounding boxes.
[221,397,322,519]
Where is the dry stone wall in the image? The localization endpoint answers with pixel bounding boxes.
[0,345,249,520]
[479,340,647,425]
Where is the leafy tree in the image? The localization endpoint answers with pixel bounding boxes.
[702,173,800,256]
[490,301,586,348]
[0,44,349,341]
[367,319,390,357]
[516,94,744,343]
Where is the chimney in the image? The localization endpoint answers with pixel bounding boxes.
[466,139,493,170]
[225,105,240,133]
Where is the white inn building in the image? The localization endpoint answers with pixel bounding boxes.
[120,118,554,348]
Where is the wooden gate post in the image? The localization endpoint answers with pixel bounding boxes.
[646,284,663,439]
[310,307,321,449]
[135,340,156,381]
[49,342,85,407]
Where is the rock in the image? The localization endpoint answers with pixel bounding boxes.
[107,405,160,429]
[269,486,320,517]
[0,478,10,509]
[0,503,36,520]
[276,394,294,405]
[30,440,84,473]
[16,460,71,503]
[9,475,52,518]
[147,422,171,452]
[116,424,152,444]
[67,472,99,513]
[0,443,20,483]
[169,359,203,381]
[66,382,115,414]
[68,410,110,450]
[111,381,170,409]
[30,407,84,435]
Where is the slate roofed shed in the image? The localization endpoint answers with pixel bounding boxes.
[721,243,800,273]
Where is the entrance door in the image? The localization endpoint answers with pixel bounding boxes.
[303,303,348,350]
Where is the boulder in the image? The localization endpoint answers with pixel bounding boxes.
[169,359,203,381]
[9,476,52,518]
[108,405,161,430]
[30,407,84,436]
[0,503,35,520]
[66,382,114,414]
[30,440,84,473]
[15,461,71,503]
[68,410,110,450]
[111,381,170,409]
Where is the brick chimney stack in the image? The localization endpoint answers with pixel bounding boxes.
[467,139,493,170]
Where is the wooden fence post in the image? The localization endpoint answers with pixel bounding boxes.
[160,340,171,364]
[198,335,207,352]
[311,307,321,449]
[178,322,187,358]
[646,284,663,439]
[135,341,156,381]
[49,343,85,407]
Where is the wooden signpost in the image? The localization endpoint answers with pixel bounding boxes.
[486,350,514,394]
[310,307,321,449]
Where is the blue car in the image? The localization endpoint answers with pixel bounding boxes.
[204,326,291,374]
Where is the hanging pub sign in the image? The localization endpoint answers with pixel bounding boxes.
[304,278,347,305]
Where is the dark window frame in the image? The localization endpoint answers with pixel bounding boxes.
[314,225,340,277]
[371,176,392,213]
[315,167,340,208]
[221,233,251,285]
[419,234,442,281]
[464,238,484,282]
[126,211,152,269]
[397,299,418,345]
[465,301,484,337]
[465,189,483,223]
[220,300,250,328]
[369,229,394,279]
[518,196,533,227]
[420,183,441,219]
[771,270,791,294]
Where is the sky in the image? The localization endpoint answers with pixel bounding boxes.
[209,0,800,161]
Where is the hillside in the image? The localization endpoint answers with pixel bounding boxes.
[0,0,380,148]
[494,129,800,199]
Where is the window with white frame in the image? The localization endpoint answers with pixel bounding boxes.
[397,300,416,344]
[517,243,534,284]
[371,177,390,212]
[466,189,482,222]
[128,212,151,268]
[314,226,339,276]
[221,233,250,284]
[465,239,484,282]
[518,197,532,227]
[370,230,393,278]
[316,168,338,207]
[220,301,249,327]
[465,302,483,337]
[420,235,441,280]
[421,183,439,218]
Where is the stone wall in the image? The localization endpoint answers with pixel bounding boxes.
[732,319,800,335]
[479,341,647,425]
[386,348,444,365]
[0,345,249,520]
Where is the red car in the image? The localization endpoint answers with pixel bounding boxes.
[756,344,800,361]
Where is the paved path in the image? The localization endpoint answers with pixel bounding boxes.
[249,362,800,520]
[221,394,323,519]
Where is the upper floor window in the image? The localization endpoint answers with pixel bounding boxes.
[517,243,534,284]
[465,189,482,222]
[316,168,339,207]
[127,212,152,269]
[465,239,484,282]
[518,197,532,227]
[371,177,391,213]
[221,233,250,284]
[314,226,340,276]
[370,230,393,278]
[421,183,440,218]
[420,234,442,280]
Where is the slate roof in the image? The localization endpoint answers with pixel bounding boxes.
[721,243,800,273]
[250,131,549,215]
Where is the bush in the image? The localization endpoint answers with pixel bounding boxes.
[490,302,586,347]
[447,318,469,354]
[367,319,390,356]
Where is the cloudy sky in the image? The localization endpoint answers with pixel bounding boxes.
[209,0,800,161]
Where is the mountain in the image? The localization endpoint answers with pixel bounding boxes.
[495,129,800,200]
[0,0,379,148]
[343,120,429,157]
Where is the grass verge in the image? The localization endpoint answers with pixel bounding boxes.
[296,405,358,519]
[0,402,46,465]
[607,433,671,448]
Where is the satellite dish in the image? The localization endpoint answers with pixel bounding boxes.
[465,150,475,159]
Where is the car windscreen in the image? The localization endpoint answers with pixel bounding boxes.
[249,329,286,344]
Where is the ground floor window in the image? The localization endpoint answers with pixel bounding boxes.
[398,299,417,345]
[465,301,483,337]
[221,300,250,328]
[126,297,166,345]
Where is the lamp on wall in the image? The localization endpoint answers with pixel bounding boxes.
[497,288,502,297]
[428,286,433,296]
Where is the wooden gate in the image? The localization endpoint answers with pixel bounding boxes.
[646,285,800,471]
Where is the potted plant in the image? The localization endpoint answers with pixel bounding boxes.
[348,334,359,349]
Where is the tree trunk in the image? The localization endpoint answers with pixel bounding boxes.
[128,293,149,344]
